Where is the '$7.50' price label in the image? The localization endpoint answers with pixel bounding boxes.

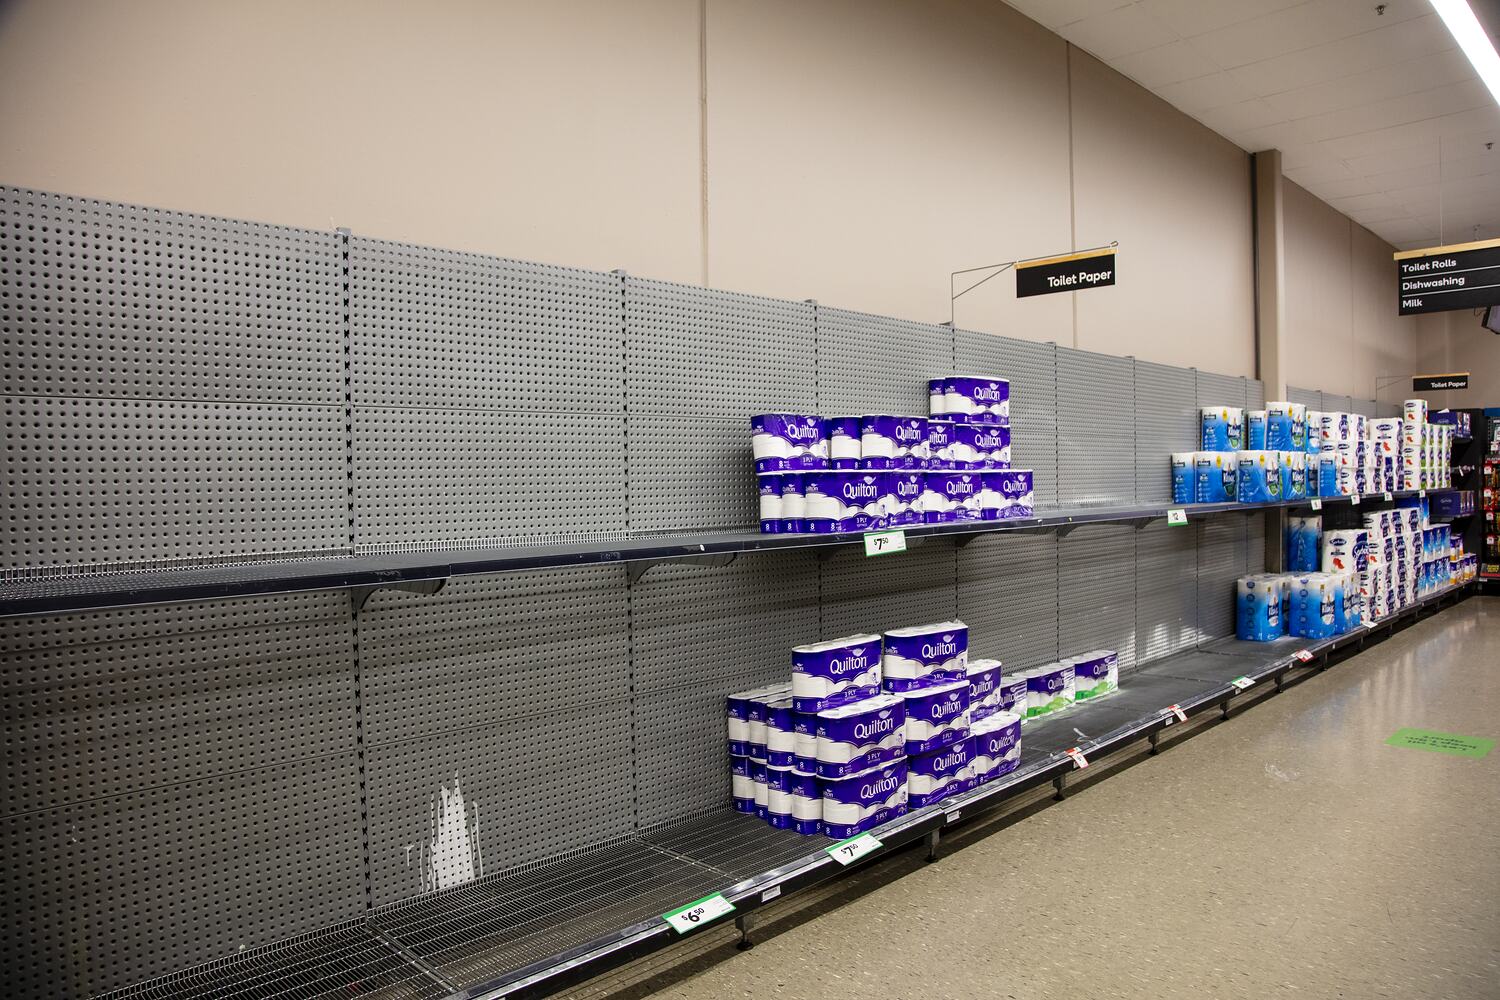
[662,893,735,934]
[826,832,882,866]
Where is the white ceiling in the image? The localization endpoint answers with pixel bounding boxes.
[1006,0,1500,250]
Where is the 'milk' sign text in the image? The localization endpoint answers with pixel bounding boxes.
[1396,238,1500,316]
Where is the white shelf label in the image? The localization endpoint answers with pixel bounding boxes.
[1383,491,1393,502]
[1230,675,1255,690]
[761,886,781,903]
[1292,649,1313,663]
[663,892,735,933]
[1166,704,1187,723]
[827,832,882,865]
[1065,747,1089,769]
[864,530,907,557]
[1166,508,1188,526]
[1351,494,1361,505]
[1419,489,1427,498]
[1311,498,1323,511]
[946,809,962,824]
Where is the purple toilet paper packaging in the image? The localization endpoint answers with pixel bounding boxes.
[899,677,971,755]
[821,760,908,840]
[923,472,983,523]
[791,633,883,712]
[751,759,769,820]
[751,414,828,473]
[998,675,1028,722]
[951,423,1010,469]
[787,768,823,836]
[726,691,753,756]
[907,736,977,809]
[943,376,1010,425]
[732,772,755,813]
[814,693,906,779]
[827,416,862,470]
[882,621,969,690]
[1070,650,1118,701]
[887,472,924,527]
[792,712,819,772]
[779,473,805,533]
[803,471,886,533]
[861,415,929,470]
[927,419,957,470]
[989,469,1035,519]
[764,694,797,768]
[730,754,750,778]
[966,657,1004,721]
[766,785,795,829]
[970,710,1022,782]
[928,378,949,417]
[757,473,783,534]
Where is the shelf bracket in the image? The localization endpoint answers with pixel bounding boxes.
[627,552,738,585]
[350,578,447,613]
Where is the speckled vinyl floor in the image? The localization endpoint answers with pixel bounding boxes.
[561,595,1500,1000]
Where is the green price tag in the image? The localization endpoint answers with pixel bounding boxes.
[826,832,882,865]
[1166,508,1188,526]
[864,530,907,557]
[663,892,735,933]
[1311,498,1323,511]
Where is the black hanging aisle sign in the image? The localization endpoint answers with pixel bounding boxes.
[1395,237,1500,316]
[1016,247,1117,298]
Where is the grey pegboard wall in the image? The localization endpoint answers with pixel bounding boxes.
[816,307,952,415]
[1133,360,1197,504]
[956,532,1059,669]
[358,567,632,906]
[0,186,349,573]
[1135,520,1197,664]
[1195,517,1246,641]
[1057,347,1135,507]
[0,592,363,998]
[350,238,628,551]
[1286,385,1322,410]
[1195,369,1249,412]
[955,330,1058,509]
[1246,377,1266,411]
[1058,524,1137,668]
[819,540,959,641]
[626,277,815,533]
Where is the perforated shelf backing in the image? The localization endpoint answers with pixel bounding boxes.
[5,753,366,999]
[1286,384,1322,410]
[1134,360,1197,505]
[957,531,1059,670]
[631,554,820,824]
[0,185,344,404]
[819,540,958,641]
[1058,523,1137,668]
[816,307,952,415]
[626,277,815,533]
[1135,519,1198,664]
[955,330,1058,509]
[3,395,349,571]
[1057,347,1134,507]
[349,238,623,412]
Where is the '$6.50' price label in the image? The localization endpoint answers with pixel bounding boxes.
[662,893,735,934]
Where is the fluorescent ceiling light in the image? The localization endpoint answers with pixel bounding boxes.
[1430,0,1500,106]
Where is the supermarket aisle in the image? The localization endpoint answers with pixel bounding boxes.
[570,596,1500,1000]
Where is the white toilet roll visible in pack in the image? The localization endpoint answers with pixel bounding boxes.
[970,710,1022,782]
[792,634,883,712]
[1322,529,1368,574]
[1195,451,1237,503]
[882,621,969,691]
[1265,401,1295,450]
[1286,515,1321,572]
[1017,662,1075,719]
[1246,409,1268,449]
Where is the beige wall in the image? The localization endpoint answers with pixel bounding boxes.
[1415,310,1500,410]
[1282,179,1421,405]
[0,0,1404,385]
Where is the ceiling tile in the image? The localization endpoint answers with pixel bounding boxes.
[1189,0,1421,70]
[1259,48,1474,120]
[1328,191,1401,213]
[1348,205,1420,224]
[1154,70,1255,112]
[1058,3,1181,60]
[1222,15,1456,96]
[1109,39,1224,88]
[1135,0,1308,39]
[1287,78,1494,144]
[1002,0,1134,30]
[1284,159,1356,185]
[1196,97,1288,133]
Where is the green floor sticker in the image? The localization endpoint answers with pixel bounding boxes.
[1385,728,1493,759]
